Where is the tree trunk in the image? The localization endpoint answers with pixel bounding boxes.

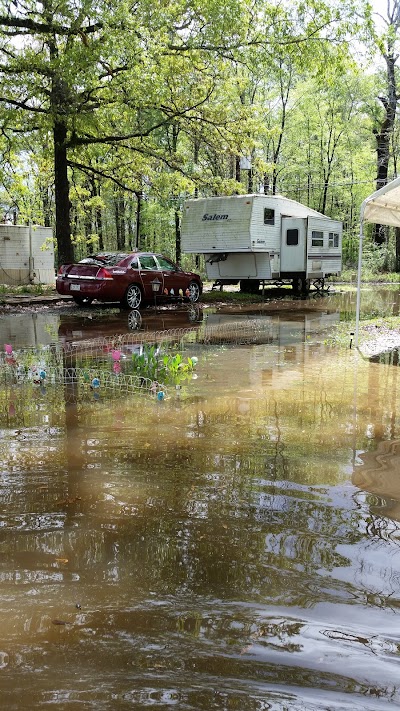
[373,48,398,245]
[46,7,74,266]
[175,208,181,264]
[54,120,74,266]
[194,139,200,198]
[97,195,104,251]
[235,156,241,183]
[40,185,52,228]
[135,191,142,249]
[115,196,120,249]
[321,178,330,215]
[92,175,104,251]
[115,194,126,250]
[395,227,400,272]
[248,167,254,193]
[84,179,92,248]
[374,100,391,246]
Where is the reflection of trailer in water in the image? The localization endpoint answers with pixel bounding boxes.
[181,194,342,294]
[203,310,339,346]
[264,310,339,375]
[185,310,340,398]
[247,311,340,385]
[201,310,340,388]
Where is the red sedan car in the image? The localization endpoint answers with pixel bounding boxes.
[56,251,203,309]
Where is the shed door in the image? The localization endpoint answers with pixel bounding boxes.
[281,218,306,272]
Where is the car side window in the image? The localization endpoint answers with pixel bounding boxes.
[130,257,139,269]
[156,256,176,271]
[139,255,158,270]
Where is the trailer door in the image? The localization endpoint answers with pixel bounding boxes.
[280,218,306,272]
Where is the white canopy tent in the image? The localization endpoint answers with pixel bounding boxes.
[355,176,400,347]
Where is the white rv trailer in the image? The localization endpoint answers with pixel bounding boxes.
[180,194,342,293]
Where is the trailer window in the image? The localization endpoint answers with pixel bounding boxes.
[286,229,299,245]
[264,208,275,225]
[329,232,339,248]
[311,230,324,247]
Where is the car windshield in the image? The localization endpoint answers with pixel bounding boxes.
[157,256,177,271]
[79,253,129,266]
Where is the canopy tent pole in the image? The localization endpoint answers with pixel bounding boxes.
[355,176,400,348]
[354,210,365,348]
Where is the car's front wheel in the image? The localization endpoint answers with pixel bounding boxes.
[123,284,142,309]
[187,280,201,303]
[73,295,93,306]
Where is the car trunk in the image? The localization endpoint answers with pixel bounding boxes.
[64,264,103,279]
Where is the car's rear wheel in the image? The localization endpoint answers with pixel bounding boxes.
[124,284,142,309]
[73,295,93,306]
[188,280,201,303]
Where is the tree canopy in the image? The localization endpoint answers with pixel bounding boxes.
[0,0,396,267]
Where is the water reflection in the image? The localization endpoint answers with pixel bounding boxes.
[370,349,400,366]
[0,310,58,348]
[1,284,400,351]
[1,293,400,708]
[353,440,400,524]
[338,284,400,322]
[0,305,204,350]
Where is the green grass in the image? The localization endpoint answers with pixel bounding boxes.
[0,283,55,296]
[332,269,400,283]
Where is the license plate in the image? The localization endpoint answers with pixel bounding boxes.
[70,283,80,292]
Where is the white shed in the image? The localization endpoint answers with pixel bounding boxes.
[0,224,55,285]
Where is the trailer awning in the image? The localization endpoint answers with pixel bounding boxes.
[355,176,400,346]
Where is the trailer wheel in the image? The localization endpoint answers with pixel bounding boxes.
[292,277,310,295]
[240,279,260,294]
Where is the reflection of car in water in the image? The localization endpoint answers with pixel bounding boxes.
[57,306,204,346]
[127,310,142,330]
[187,303,203,323]
[126,307,205,330]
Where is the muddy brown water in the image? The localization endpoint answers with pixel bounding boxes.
[1,288,400,709]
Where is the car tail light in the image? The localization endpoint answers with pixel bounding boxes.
[57,265,68,276]
[97,267,113,280]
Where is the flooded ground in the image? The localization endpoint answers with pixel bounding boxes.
[1,288,400,709]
